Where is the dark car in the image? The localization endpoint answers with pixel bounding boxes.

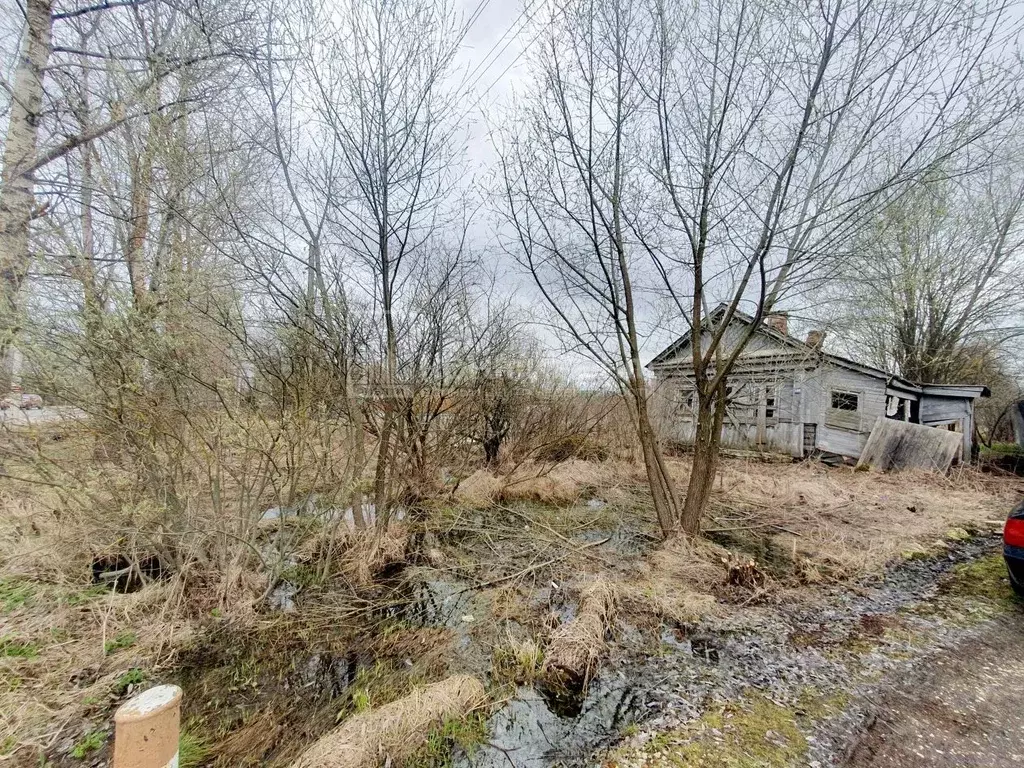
[1004,499,1024,596]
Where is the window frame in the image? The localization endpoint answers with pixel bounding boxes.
[830,390,860,412]
[825,388,863,431]
[763,383,779,425]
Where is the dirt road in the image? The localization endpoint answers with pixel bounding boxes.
[845,608,1024,767]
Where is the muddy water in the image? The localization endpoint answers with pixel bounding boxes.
[369,566,656,768]
[457,677,643,768]
[385,534,1005,768]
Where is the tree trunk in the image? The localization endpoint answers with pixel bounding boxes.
[680,385,727,535]
[632,382,681,537]
[0,0,53,391]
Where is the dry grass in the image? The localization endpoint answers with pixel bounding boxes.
[1,438,1017,764]
[0,577,192,763]
[542,578,616,681]
[693,459,1018,578]
[339,526,410,587]
[455,459,642,507]
[288,675,487,768]
[618,538,725,624]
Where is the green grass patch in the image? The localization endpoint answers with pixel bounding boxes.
[178,725,211,768]
[0,636,38,658]
[0,579,34,613]
[112,668,147,695]
[334,659,428,721]
[943,554,1019,608]
[405,712,489,768]
[64,585,111,606]
[278,563,320,589]
[492,638,543,685]
[981,442,1024,457]
[71,729,106,759]
[104,631,137,655]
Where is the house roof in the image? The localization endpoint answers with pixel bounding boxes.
[647,303,805,366]
[647,303,990,399]
[920,383,991,399]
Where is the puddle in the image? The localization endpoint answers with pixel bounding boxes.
[260,496,407,528]
[458,676,644,768]
[363,569,651,767]
[269,581,298,612]
[690,636,720,664]
[375,572,482,630]
[574,526,647,558]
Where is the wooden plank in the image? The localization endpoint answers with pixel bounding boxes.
[856,417,962,472]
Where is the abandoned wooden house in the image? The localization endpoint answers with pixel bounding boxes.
[648,305,990,463]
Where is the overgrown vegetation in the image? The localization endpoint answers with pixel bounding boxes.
[2,441,1014,766]
[70,730,106,760]
[0,0,1018,766]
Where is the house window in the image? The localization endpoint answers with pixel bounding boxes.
[830,390,859,412]
[675,387,696,417]
[764,386,777,421]
[826,389,861,431]
[725,383,757,423]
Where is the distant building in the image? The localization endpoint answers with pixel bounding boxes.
[648,304,989,462]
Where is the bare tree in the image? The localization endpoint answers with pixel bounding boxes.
[650,0,1022,532]
[827,168,1024,383]
[304,0,469,516]
[500,0,1023,537]
[0,0,246,390]
[0,0,51,390]
[499,0,684,536]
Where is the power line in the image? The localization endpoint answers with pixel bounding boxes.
[459,0,564,120]
[462,0,494,36]
[461,0,542,95]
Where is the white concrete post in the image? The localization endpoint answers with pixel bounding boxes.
[113,685,183,768]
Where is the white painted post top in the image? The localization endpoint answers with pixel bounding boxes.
[115,684,183,723]
[113,684,183,768]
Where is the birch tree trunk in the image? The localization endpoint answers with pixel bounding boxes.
[0,0,52,391]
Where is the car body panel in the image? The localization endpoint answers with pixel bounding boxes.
[1005,501,1024,596]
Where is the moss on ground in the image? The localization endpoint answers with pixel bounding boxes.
[795,687,848,721]
[611,687,850,768]
[944,554,1016,603]
[901,553,1020,626]
[652,697,805,767]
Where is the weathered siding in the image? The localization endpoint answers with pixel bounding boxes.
[654,370,804,456]
[920,397,972,423]
[649,317,984,463]
[654,319,803,366]
[800,365,887,458]
[857,418,963,471]
[919,395,973,457]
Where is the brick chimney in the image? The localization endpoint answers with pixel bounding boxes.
[806,330,825,349]
[764,312,788,336]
